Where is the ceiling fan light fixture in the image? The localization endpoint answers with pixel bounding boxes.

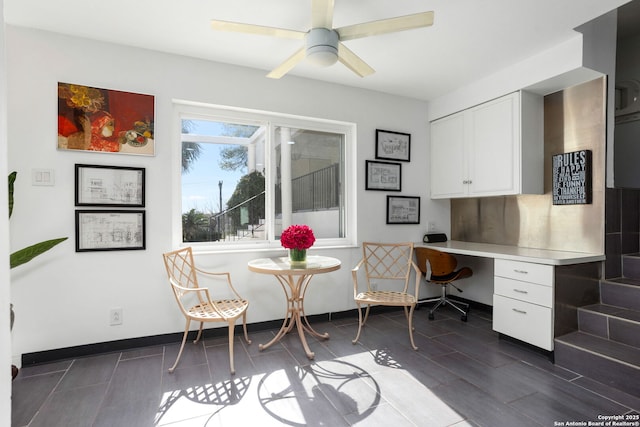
[305,28,339,67]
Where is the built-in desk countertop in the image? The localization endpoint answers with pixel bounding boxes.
[418,240,604,266]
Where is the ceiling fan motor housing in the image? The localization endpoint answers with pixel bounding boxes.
[305,28,339,66]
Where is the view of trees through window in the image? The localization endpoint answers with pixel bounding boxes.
[180,114,346,246]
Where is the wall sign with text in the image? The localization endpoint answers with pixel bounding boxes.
[552,150,592,205]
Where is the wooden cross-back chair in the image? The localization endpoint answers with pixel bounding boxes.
[162,247,250,374]
[352,242,422,350]
[414,247,473,322]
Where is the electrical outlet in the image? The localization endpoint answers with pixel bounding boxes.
[428,221,436,232]
[110,308,123,326]
[371,282,378,291]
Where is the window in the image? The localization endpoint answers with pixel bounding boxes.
[174,101,356,250]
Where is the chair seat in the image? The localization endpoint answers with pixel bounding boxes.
[430,266,473,284]
[188,299,249,320]
[355,290,416,306]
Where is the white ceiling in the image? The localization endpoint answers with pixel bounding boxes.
[3,0,635,101]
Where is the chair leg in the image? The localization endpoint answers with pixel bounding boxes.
[402,306,415,331]
[241,311,251,345]
[228,320,236,375]
[362,305,371,325]
[193,321,204,344]
[352,303,364,344]
[407,304,418,351]
[444,297,469,321]
[169,319,191,373]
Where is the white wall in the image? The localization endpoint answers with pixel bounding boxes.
[6,26,447,362]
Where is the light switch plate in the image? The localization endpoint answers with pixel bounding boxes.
[32,169,55,186]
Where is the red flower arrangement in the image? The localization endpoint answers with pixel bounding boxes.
[280,224,316,250]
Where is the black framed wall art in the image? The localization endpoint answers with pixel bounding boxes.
[75,210,146,252]
[386,195,420,224]
[375,129,411,162]
[366,160,401,191]
[75,164,145,207]
[552,150,592,205]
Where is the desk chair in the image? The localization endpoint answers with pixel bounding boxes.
[352,242,422,350]
[162,247,251,374]
[414,247,473,322]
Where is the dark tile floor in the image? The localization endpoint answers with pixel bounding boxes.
[11,307,640,427]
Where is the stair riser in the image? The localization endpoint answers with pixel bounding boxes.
[578,310,640,348]
[622,256,640,281]
[611,318,640,349]
[601,282,640,310]
[555,341,640,397]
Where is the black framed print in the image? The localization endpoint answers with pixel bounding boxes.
[366,160,401,191]
[386,196,420,224]
[75,210,146,252]
[75,164,145,207]
[375,129,411,162]
[552,150,592,205]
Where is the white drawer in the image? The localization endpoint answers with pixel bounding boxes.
[494,276,553,307]
[493,294,553,350]
[494,259,554,286]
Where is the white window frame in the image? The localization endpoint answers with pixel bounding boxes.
[172,100,357,252]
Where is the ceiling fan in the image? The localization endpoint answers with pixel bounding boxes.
[211,0,434,79]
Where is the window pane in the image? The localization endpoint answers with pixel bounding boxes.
[274,126,345,239]
[181,119,266,243]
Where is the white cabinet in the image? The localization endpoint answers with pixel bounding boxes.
[430,91,543,199]
[492,259,555,350]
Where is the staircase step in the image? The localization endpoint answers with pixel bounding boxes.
[607,277,640,286]
[578,304,640,348]
[622,253,640,281]
[600,280,640,310]
[555,331,640,397]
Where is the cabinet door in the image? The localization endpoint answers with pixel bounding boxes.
[468,93,520,196]
[430,113,467,198]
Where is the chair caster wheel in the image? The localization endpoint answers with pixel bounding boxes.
[428,312,435,320]
[461,315,468,322]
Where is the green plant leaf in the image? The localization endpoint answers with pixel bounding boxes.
[8,171,16,219]
[10,238,68,269]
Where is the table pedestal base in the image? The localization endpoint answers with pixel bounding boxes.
[258,273,329,359]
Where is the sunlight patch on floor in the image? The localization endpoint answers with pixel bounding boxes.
[155,349,466,426]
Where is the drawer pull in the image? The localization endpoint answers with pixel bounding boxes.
[512,308,527,315]
[513,289,528,294]
[513,269,528,274]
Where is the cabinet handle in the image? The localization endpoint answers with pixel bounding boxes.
[512,308,527,315]
[513,269,528,274]
[513,289,528,294]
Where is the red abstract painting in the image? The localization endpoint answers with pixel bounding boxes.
[57,83,155,155]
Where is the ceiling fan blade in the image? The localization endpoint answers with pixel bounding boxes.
[211,20,305,40]
[337,11,434,41]
[266,47,306,79]
[337,43,375,78]
[311,0,334,29]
